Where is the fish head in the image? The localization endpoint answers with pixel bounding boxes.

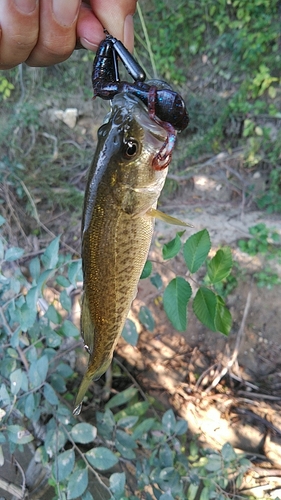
[97,93,171,215]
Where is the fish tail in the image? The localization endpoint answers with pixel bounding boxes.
[73,371,93,415]
[73,357,113,415]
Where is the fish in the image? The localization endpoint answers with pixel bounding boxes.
[73,93,189,415]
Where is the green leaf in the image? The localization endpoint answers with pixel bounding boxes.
[207,247,233,284]
[10,369,23,395]
[140,260,152,279]
[163,277,192,331]
[20,302,37,332]
[41,236,60,269]
[205,454,222,472]
[122,319,138,346]
[61,319,79,337]
[214,296,232,336]
[175,419,188,435]
[192,287,217,331]
[56,275,71,287]
[45,304,61,324]
[5,246,24,262]
[150,272,163,289]
[29,355,49,388]
[60,289,72,312]
[221,442,236,462]
[105,387,138,410]
[85,447,118,470]
[68,260,82,286]
[200,487,212,500]
[138,306,155,331]
[116,429,136,449]
[132,418,155,440]
[117,416,139,429]
[187,483,199,500]
[71,423,97,444]
[183,229,211,273]
[53,449,75,482]
[44,383,59,405]
[162,233,182,260]
[29,257,41,281]
[67,468,88,499]
[114,401,149,421]
[110,472,126,500]
[7,425,33,444]
[24,393,35,419]
[162,409,176,435]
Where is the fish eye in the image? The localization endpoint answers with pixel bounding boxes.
[123,139,139,158]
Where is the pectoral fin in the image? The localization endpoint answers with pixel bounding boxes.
[147,208,193,227]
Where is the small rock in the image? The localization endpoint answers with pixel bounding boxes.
[53,108,78,128]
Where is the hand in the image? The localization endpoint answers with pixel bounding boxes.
[0,0,136,70]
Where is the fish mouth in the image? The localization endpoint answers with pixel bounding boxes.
[111,93,168,142]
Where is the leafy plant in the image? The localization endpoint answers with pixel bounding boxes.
[142,229,233,336]
[0,75,14,100]
[0,218,250,498]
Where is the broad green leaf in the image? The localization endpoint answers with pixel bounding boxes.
[67,468,88,499]
[162,409,176,435]
[26,286,38,309]
[175,419,188,435]
[138,306,155,331]
[60,289,72,312]
[45,304,61,324]
[214,296,232,336]
[68,260,82,286]
[221,442,236,462]
[105,387,138,410]
[29,257,40,281]
[117,415,139,429]
[163,277,192,331]
[159,444,174,467]
[53,449,75,482]
[160,494,174,500]
[7,425,33,444]
[45,428,67,456]
[85,447,118,470]
[4,246,24,262]
[56,275,71,287]
[150,272,163,289]
[45,328,62,348]
[207,247,233,284]
[205,454,222,472]
[71,423,97,443]
[183,229,211,273]
[200,487,212,500]
[162,233,182,260]
[140,260,152,279]
[10,369,23,395]
[41,236,60,269]
[110,472,126,500]
[132,418,155,440]
[122,319,138,346]
[61,319,79,337]
[82,493,94,500]
[44,383,59,405]
[192,287,216,331]
[20,303,37,332]
[187,483,199,500]
[115,429,136,449]
[24,393,35,419]
[0,384,11,405]
[114,401,150,421]
[36,269,53,293]
[29,355,49,387]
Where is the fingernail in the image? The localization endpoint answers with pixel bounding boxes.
[80,37,99,52]
[52,0,79,27]
[14,0,37,14]
[124,15,134,52]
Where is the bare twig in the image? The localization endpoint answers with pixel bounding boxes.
[205,290,252,393]
[0,478,26,499]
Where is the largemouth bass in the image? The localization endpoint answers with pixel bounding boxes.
[73,93,187,414]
